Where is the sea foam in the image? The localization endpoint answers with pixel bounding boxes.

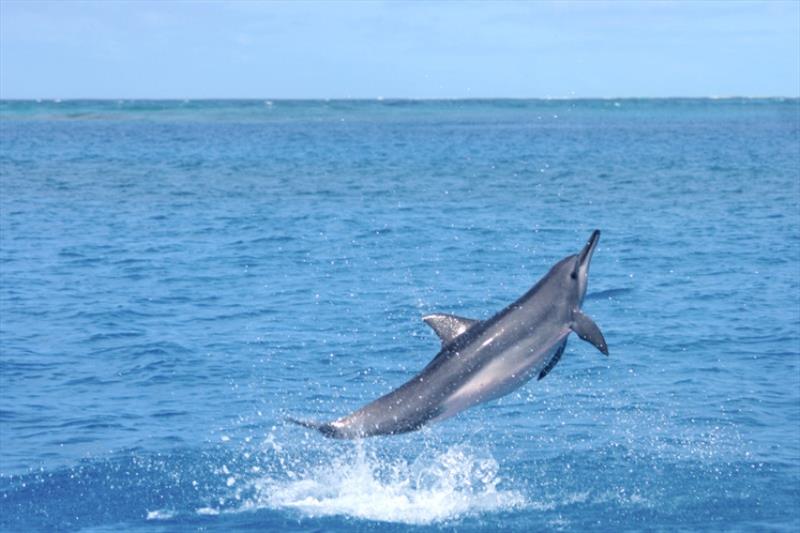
[234,442,525,524]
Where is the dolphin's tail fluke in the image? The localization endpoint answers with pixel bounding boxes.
[285,417,343,438]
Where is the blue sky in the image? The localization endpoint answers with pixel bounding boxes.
[1,1,798,99]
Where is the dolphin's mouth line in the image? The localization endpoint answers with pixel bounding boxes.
[577,229,601,270]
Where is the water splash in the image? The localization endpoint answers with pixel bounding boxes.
[232,441,525,525]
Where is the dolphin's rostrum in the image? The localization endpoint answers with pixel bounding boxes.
[290,230,609,439]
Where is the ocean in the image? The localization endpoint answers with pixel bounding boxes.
[0,98,798,531]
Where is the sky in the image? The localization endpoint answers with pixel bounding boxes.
[1,1,798,99]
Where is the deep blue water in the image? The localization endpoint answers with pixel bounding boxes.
[1,99,798,532]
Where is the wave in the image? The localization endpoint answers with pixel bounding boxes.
[4,428,794,531]
[585,288,633,301]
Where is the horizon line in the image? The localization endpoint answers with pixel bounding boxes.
[1,95,799,102]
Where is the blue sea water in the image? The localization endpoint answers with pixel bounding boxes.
[0,98,798,532]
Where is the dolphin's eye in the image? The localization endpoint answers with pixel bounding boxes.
[570,272,577,280]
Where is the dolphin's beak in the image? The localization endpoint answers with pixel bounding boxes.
[577,230,601,272]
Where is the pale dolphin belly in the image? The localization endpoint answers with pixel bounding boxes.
[434,329,569,422]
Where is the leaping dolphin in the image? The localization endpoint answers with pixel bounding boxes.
[290,230,609,439]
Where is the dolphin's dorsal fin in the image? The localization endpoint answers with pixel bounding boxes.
[422,313,479,345]
[571,310,609,355]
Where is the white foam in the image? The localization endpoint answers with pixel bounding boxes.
[145,509,175,520]
[238,443,525,524]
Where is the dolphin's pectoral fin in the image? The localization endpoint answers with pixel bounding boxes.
[571,310,609,355]
[422,313,480,345]
[538,340,568,380]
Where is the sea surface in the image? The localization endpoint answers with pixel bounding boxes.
[1,99,798,532]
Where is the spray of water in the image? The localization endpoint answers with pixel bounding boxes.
[239,439,525,525]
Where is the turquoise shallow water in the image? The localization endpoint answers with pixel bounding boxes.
[1,99,798,531]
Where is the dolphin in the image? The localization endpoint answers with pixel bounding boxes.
[290,230,609,439]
